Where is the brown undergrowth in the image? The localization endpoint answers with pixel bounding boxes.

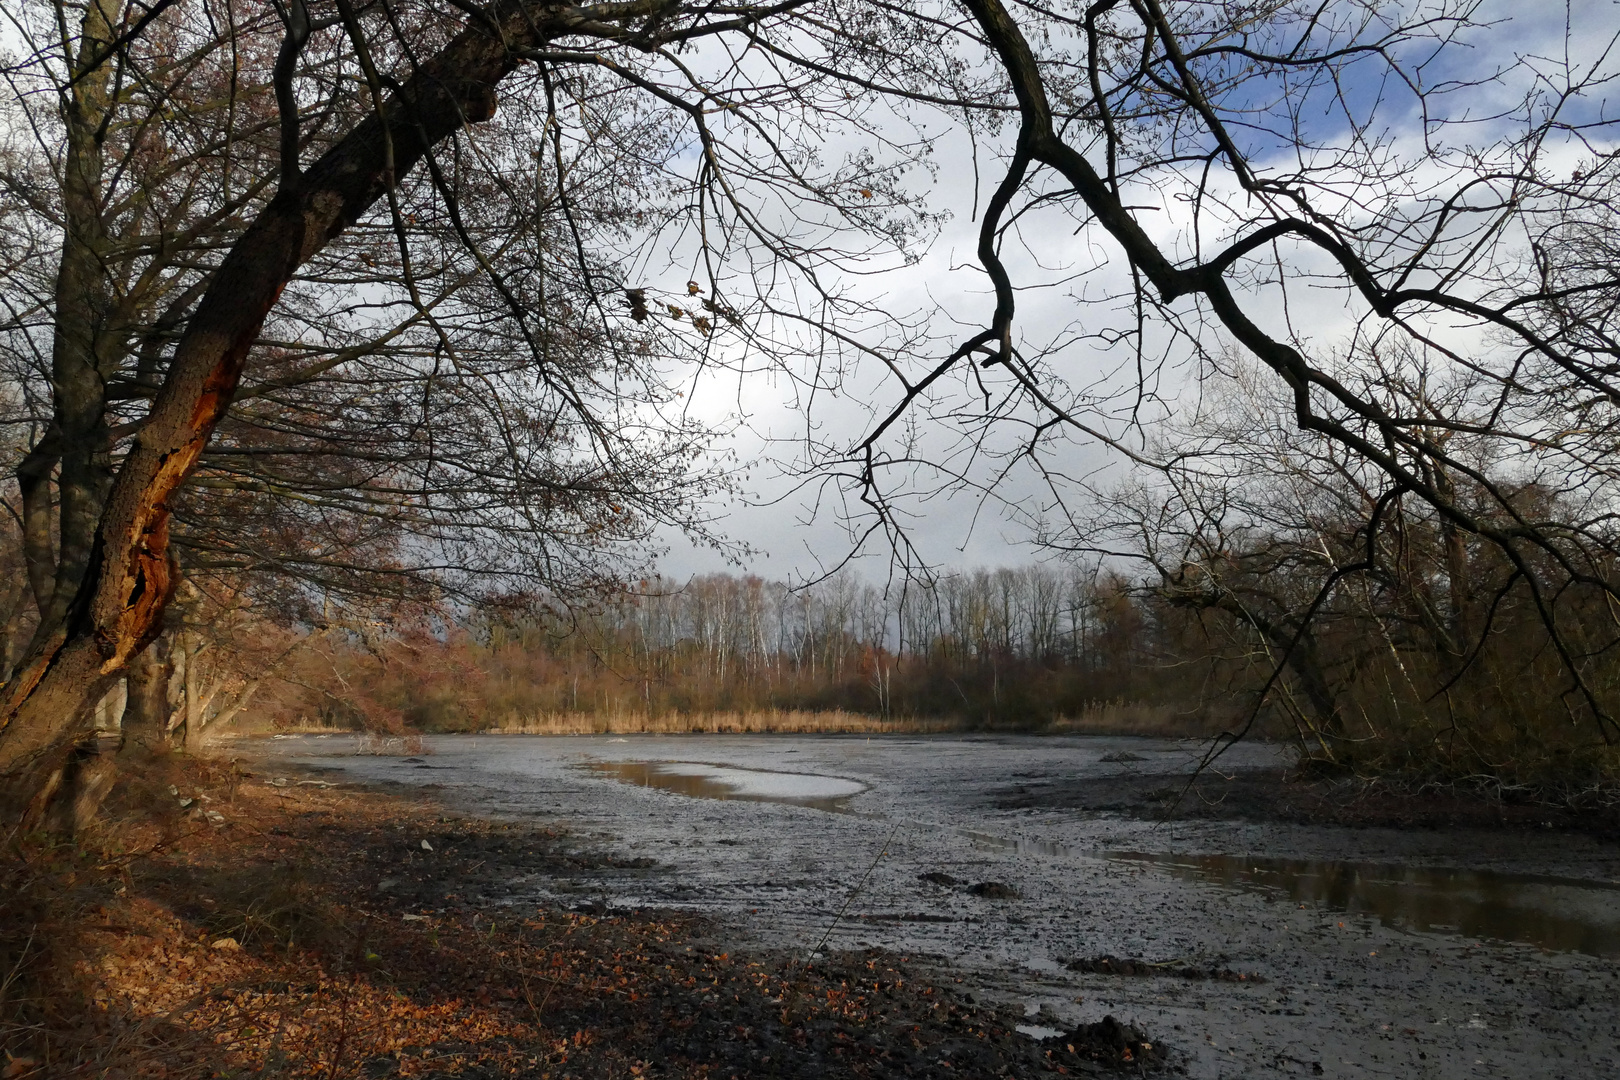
[0,758,1160,1078]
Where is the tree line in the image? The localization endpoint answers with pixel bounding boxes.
[271,565,1177,734]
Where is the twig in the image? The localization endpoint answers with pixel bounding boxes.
[808,823,900,963]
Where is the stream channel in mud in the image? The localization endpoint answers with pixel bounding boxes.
[241,733,1620,1078]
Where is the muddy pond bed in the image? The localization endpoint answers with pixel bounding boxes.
[241,732,1620,1078]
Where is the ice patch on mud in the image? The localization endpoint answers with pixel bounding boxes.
[585,760,866,812]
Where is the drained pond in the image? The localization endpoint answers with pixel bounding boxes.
[243,732,1620,1079]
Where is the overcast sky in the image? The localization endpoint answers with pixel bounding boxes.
[5,0,1611,590]
[648,0,1617,585]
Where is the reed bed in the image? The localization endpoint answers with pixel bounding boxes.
[227,703,1234,741]
[486,708,965,736]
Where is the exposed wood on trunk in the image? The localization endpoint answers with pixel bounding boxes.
[0,0,591,816]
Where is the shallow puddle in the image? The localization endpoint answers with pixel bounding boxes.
[587,761,866,812]
[1111,851,1620,957]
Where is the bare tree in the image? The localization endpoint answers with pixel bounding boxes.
[8,0,1617,820]
[834,0,1620,749]
[0,0,968,819]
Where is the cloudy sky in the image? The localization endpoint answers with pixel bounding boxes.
[649,0,1618,584]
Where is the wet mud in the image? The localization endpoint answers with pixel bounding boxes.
[67,770,1131,1079]
[1049,1015,1165,1071]
[240,732,1620,1078]
[989,765,1620,835]
[1064,956,1264,983]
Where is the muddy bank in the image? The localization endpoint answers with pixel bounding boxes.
[239,732,1620,1079]
[3,765,1154,1078]
[986,765,1620,835]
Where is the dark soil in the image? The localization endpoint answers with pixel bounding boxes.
[1063,955,1265,984]
[966,881,1021,900]
[3,759,1173,1079]
[1042,1016,1164,1072]
[987,765,1620,835]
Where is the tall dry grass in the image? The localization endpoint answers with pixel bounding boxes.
[486,708,964,735]
[238,702,1241,741]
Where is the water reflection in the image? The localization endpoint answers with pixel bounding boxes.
[1110,851,1620,957]
[587,760,865,813]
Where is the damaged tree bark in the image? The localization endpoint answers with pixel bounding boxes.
[0,0,607,823]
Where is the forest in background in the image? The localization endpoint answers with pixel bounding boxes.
[218,532,1620,802]
[252,565,1210,738]
[9,381,1620,804]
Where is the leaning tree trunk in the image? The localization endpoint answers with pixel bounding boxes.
[0,0,557,825]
